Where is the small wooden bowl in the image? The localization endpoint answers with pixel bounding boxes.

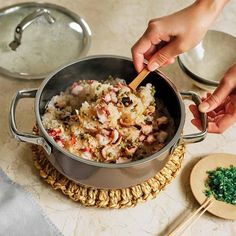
[190,153,236,220]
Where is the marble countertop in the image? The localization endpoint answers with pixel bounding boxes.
[0,0,236,235]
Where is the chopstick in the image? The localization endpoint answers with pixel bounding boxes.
[168,197,214,236]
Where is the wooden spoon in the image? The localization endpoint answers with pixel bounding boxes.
[128,68,150,91]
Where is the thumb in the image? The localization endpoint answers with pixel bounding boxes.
[199,79,234,112]
[147,38,181,71]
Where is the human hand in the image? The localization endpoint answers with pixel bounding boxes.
[190,64,236,133]
[132,0,229,72]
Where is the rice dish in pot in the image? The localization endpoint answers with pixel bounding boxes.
[42,78,174,163]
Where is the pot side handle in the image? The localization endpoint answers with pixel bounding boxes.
[9,89,51,155]
[180,91,208,144]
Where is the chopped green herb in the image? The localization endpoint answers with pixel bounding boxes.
[150,101,156,106]
[204,165,236,205]
[120,142,125,149]
[108,75,114,80]
[92,116,97,121]
[151,86,156,96]
[81,111,87,116]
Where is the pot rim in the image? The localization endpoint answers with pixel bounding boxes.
[35,55,185,168]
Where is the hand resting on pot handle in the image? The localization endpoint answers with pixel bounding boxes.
[189,63,236,133]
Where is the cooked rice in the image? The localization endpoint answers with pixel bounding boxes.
[42,78,174,163]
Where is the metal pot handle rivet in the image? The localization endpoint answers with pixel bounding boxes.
[180,91,208,144]
[9,89,51,155]
[9,8,55,50]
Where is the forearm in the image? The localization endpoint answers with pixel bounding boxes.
[195,0,229,20]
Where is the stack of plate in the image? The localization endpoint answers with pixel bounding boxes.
[178,30,236,90]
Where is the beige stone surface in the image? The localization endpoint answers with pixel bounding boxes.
[0,0,236,235]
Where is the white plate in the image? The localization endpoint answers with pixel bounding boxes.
[178,30,236,90]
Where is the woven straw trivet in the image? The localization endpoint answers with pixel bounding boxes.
[32,126,185,208]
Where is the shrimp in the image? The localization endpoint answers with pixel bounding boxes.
[141,123,153,135]
[101,145,120,162]
[156,116,168,126]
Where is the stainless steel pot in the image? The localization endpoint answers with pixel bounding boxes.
[9,56,207,189]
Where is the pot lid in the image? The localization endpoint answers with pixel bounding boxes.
[0,2,91,79]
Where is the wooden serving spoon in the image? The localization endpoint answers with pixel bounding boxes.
[128,68,150,91]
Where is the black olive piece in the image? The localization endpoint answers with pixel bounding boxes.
[121,97,133,107]
[54,102,60,109]
[145,120,153,125]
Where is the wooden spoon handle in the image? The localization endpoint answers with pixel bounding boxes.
[128,68,150,91]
